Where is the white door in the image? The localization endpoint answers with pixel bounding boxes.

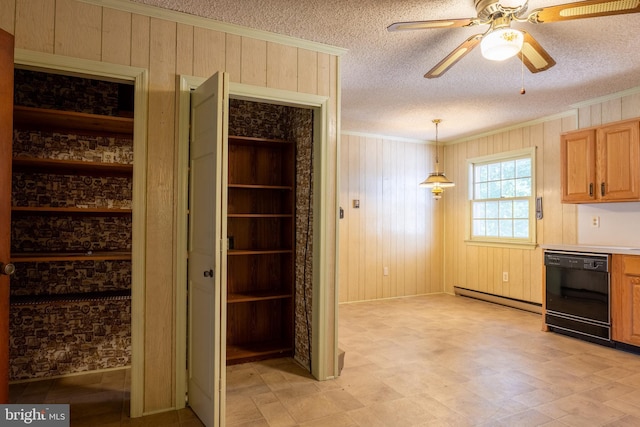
[188,71,229,427]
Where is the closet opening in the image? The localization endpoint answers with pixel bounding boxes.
[8,68,135,421]
[225,98,314,370]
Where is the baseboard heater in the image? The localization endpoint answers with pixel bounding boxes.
[454,286,542,315]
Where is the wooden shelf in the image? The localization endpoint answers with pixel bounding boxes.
[12,206,132,215]
[228,184,292,190]
[14,106,134,136]
[227,213,292,218]
[227,291,293,303]
[12,157,133,176]
[229,135,292,147]
[228,249,292,256]
[226,341,293,365]
[11,251,132,263]
[10,290,131,306]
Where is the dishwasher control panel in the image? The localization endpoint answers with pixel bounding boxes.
[544,251,608,272]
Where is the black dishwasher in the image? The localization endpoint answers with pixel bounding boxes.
[545,251,612,345]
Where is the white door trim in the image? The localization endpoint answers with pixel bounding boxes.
[175,75,336,412]
[13,49,148,418]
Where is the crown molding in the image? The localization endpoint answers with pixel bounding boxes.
[78,0,347,57]
[341,130,429,145]
[448,110,578,145]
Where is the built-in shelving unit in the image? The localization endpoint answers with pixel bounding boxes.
[9,69,134,380]
[11,107,133,265]
[226,135,295,364]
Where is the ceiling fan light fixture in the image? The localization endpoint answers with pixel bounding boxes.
[481,28,524,61]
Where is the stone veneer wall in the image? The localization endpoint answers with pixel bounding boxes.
[228,99,314,370]
[9,69,133,381]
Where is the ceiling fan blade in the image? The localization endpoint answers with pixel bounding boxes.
[519,30,556,73]
[529,0,640,23]
[387,18,478,32]
[424,34,483,79]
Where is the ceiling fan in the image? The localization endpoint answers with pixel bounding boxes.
[388,0,640,78]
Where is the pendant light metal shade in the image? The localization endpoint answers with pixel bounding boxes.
[420,119,454,199]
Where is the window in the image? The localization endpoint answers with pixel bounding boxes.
[467,147,536,247]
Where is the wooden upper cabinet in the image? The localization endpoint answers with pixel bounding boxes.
[611,255,640,346]
[561,129,596,202]
[561,119,640,203]
[597,120,640,201]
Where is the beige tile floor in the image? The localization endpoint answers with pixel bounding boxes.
[10,294,640,426]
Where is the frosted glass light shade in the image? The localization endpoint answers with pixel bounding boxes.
[481,28,524,61]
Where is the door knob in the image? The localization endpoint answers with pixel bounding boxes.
[203,269,213,277]
[0,263,15,276]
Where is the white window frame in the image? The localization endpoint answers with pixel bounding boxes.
[465,147,537,249]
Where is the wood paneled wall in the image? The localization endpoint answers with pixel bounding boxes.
[442,90,640,304]
[0,0,341,414]
[339,90,640,308]
[339,134,444,303]
[442,117,578,304]
[576,91,640,127]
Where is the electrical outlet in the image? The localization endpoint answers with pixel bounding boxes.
[591,216,600,228]
[502,272,509,282]
[383,266,389,276]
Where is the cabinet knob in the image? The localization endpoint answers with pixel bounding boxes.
[601,182,606,197]
[0,263,15,276]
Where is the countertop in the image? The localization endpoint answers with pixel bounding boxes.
[542,244,640,256]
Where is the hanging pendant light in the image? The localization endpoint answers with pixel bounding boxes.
[419,119,455,199]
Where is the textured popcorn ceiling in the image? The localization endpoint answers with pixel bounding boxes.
[135,0,640,141]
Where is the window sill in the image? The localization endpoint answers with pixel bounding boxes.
[464,240,538,250]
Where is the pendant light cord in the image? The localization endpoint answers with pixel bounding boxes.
[433,119,441,172]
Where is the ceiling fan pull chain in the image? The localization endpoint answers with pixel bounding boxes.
[520,50,526,95]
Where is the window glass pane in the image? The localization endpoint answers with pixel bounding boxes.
[501,160,515,179]
[513,200,529,218]
[486,201,499,218]
[515,177,531,197]
[514,219,529,238]
[473,201,486,219]
[499,219,513,237]
[488,181,501,199]
[488,163,501,181]
[486,220,499,236]
[516,158,531,178]
[499,200,512,218]
[501,179,515,198]
[469,149,534,243]
[475,165,487,183]
[475,182,488,199]
[473,220,486,236]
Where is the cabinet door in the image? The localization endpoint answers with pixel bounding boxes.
[561,129,596,203]
[0,29,13,404]
[598,120,640,201]
[612,255,640,346]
